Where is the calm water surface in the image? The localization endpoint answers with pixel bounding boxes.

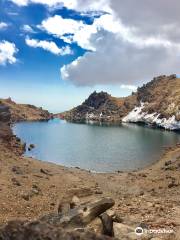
[13,119,180,172]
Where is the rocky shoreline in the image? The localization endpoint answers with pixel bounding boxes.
[0,100,180,239]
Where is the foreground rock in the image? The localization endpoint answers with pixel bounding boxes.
[0,198,116,240]
[0,220,115,240]
[41,197,115,228]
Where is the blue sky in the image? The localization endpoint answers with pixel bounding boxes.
[0,0,134,112]
[0,1,179,112]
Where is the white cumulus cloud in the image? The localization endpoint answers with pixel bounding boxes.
[10,0,180,87]
[0,41,18,65]
[22,24,35,33]
[10,0,111,12]
[60,31,180,86]
[59,0,180,86]
[120,85,137,91]
[40,14,121,51]
[25,37,72,55]
[0,22,8,30]
[11,0,28,6]
[40,15,96,51]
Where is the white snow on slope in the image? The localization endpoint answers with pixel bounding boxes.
[122,103,180,130]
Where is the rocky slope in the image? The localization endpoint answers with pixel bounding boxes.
[60,91,137,123]
[0,104,25,155]
[61,74,180,130]
[0,98,53,122]
[0,97,180,239]
[123,74,180,130]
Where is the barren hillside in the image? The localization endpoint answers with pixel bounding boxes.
[0,98,53,122]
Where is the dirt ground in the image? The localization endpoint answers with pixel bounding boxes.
[0,141,180,239]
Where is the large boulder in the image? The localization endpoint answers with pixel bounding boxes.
[0,220,116,240]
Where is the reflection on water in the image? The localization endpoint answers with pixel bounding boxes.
[13,119,180,173]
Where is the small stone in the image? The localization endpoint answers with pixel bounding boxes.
[11,178,21,186]
[139,190,144,196]
[165,160,172,166]
[21,193,30,201]
[146,202,153,208]
[139,173,147,177]
[40,168,52,176]
[68,187,93,198]
[165,165,177,171]
[12,166,23,175]
[28,144,35,151]
[32,184,40,190]
[70,196,80,209]
[168,182,178,188]
[31,184,41,195]
[95,190,103,195]
[29,144,35,149]
[31,188,39,195]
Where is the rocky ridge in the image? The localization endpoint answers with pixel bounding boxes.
[60,91,137,123]
[61,74,180,130]
[123,74,180,130]
[0,98,53,122]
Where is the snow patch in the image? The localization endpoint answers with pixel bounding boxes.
[122,103,180,130]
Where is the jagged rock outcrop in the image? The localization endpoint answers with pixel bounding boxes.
[60,75,180,130]
[60,91,137,123]
[0,103,25,155]
[0,105,11,141]
[0,98,53,122]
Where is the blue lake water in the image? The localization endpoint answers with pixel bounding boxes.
[13,119,180,173]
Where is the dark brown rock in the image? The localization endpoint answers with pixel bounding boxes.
[40,197,115,228]
[99,213,114,237]
[40,168,53,176]
[12,166,23,175]
[0,220,116,240]
[11,178,21,186]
